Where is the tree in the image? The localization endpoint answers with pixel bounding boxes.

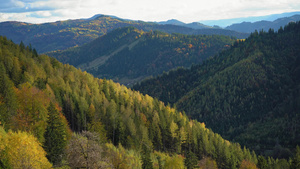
[0,63,17,129]
[0,126,52,168]
[65,131,111,168]
[291,146,300,169]
[142,143,153,169]
[43,102,70,166]
[13,83,50,142]
[239,160,258,169]
[257,155,267,169]
[184,150,198,169]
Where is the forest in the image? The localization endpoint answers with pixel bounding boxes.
[133,21,300,159]
[0,15,248,53]
[1,29,299,168]
[49,27,236,85]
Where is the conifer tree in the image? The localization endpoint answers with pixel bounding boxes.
[142,144,153,169]
[184,150,198,169]
[44,102,69,165]
[291,146,300,169]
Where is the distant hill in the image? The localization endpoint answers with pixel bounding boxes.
[158,19,213,29]
[226,14,300,33]
[0,15,249,53]
[133,22,300,158]
[200,11,300,27]
[49,27,236,85]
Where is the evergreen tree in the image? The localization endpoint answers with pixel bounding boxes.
[142,144,153,169]
[44,102,69,165]
[291,146,300,169]
[184,150,198,169]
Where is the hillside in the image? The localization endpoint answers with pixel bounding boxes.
[0,15,249,53]
[133,22,300,157]
[49,27,236,85]
[0,35,272,168]
[226,14,300,33]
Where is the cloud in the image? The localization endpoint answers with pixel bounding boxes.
[0,0,300,23]
[0,0,25,10]
[0,0,56,13]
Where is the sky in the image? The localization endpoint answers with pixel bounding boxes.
[0,0,300,24]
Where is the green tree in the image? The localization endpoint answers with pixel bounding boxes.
[291,146,300,169]
[44,102,70,166]
[257,155,267,169]
[142,144,153,169]
[0,63,17,129]
[184,150,198,169]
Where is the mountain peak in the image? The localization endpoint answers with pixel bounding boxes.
[158,19,185,25]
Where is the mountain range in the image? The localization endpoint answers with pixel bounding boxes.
[226,14,300,33]
[48,27,236,85]
[0,15,248,53]
[200,11,300,27]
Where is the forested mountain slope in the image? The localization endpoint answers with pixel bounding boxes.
[0,15,249,53]
[0,35,275,168]
[49,27,236,85]
[133,22,300,157]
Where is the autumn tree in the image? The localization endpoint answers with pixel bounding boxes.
[239,160,258,169]
[0,126,52,168]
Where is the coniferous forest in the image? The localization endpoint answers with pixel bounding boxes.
[134,22,300,160]
[0,17,300,169]
[49,27,235,85]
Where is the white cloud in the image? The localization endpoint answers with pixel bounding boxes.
[0,0,300,23]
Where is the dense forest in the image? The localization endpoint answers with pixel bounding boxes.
[0,15,248,53]
[49,27,236,85]
[1,34,299,168]
[133,21,300,159]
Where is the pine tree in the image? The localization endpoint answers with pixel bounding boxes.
[291,146,300,169]
[184,150,198,169]
[142,144,153,169]
[44,102,69,165]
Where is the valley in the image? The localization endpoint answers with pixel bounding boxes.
[0,11,300,169]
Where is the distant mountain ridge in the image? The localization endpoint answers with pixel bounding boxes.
[157,19,213,29]
[200,11,300,27]
[0,15,248,53]
[226,14,300,33]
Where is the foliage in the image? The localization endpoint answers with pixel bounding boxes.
[133,21,300,157]
[290,146,300,169]
[65,131,112,168]
[44,102,71,166]
[106,143,142,169]
[2,25,300,168]
[0,126,52,169]
[0,34,258,169]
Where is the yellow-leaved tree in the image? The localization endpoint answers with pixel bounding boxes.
[0,126,52,168]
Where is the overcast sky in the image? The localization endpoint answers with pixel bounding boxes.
[0,0,300,23]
